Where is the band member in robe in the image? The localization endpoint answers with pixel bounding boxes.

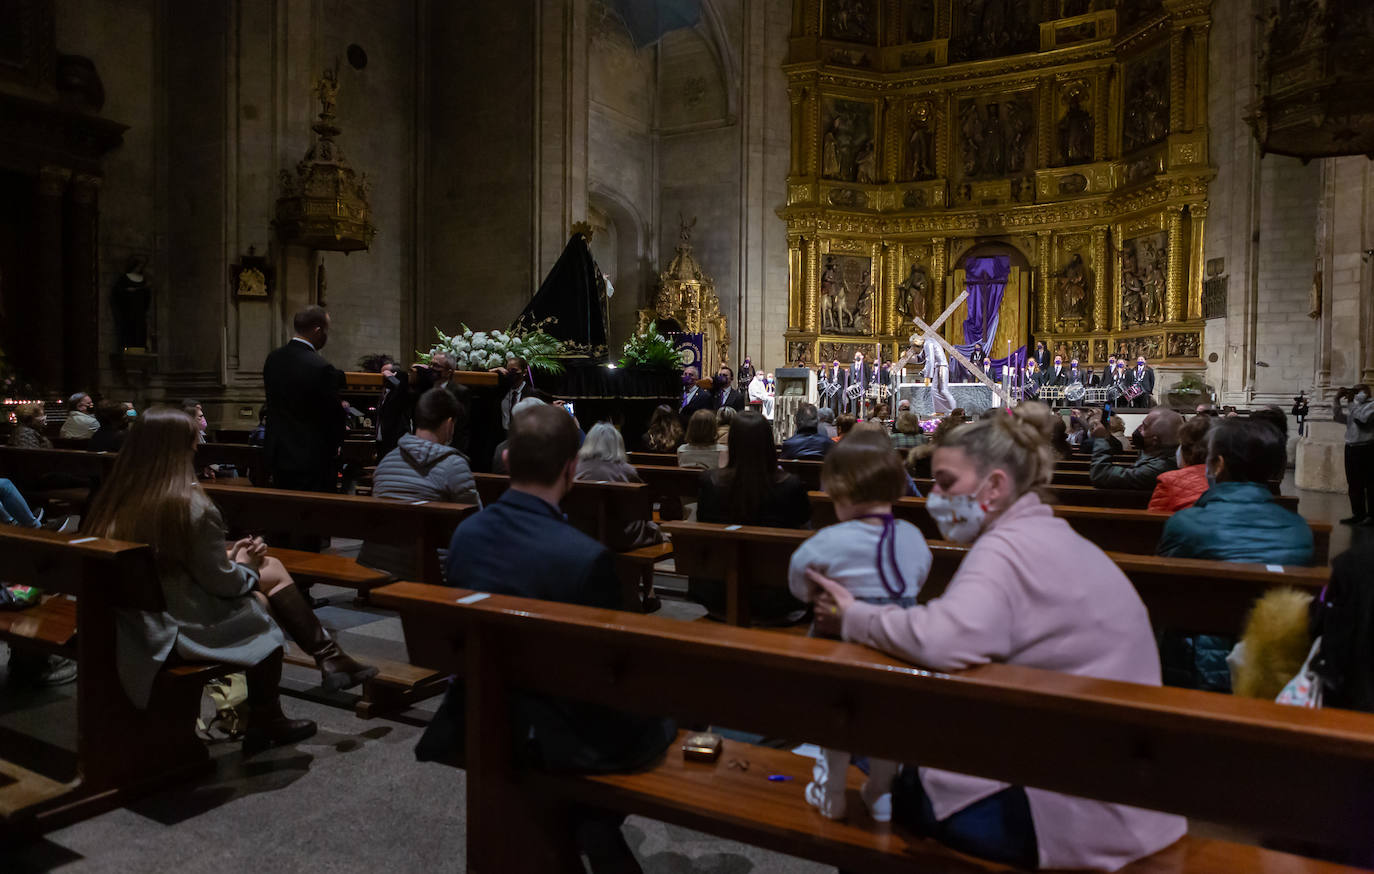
[1131,356,1156,408]
[738,356,756,392]
[916,333,956,414]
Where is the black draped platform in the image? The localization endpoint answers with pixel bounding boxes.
[538,363,680,445]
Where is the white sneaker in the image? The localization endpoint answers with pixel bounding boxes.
[805,779,847,820]
[860,780,893,823]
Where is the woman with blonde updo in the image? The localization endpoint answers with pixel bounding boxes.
[806,402,1185,870]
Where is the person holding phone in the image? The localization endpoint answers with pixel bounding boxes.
[1334,384,1374,524]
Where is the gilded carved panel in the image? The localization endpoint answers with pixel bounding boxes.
[821,97,877,183]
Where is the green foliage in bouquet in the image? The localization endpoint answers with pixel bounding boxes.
[419,325,565,374]
[620,322,685,370]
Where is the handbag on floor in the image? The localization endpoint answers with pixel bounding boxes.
[197,672,250,739]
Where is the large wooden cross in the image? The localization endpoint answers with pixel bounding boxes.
[910,290,1016,409]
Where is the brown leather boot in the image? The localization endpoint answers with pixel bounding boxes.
[242,649,316,756]
[267,585,380,692]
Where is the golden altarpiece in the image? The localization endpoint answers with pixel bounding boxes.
[639,222,731,369]
[782,0,1211,375]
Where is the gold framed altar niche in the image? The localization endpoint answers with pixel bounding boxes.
[780,0,1212,377]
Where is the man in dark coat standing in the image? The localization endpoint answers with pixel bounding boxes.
[1132,356,1156,407]
[680,375,716,429]
[263,306,345,493]
[715,365,746,412]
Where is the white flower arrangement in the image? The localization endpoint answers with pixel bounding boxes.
[421,325,565,374]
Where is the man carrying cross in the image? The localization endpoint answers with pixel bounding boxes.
[915,333,956,414]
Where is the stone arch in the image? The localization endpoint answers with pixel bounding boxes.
[588,183,653,354]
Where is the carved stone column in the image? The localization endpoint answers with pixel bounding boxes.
[1036,232,1052,334]
[788,85,807,177]
[68,174,103,391]
[803,236,820,333]
[1091,226,1109,332]
[1165,205,1186,322]
[929,238,947,319]
[37,166,71,391]
[1186,202,1207,321]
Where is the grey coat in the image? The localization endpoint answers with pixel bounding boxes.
[358,435,480,578]
[115,494,283,709]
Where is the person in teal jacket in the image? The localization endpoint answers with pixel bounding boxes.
[1157,417,1313,690]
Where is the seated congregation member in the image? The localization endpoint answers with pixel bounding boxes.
[82,408,377,754]
[182,399,209,443]
[816,406,838,439]
[358,388,480,579]
[788,436,933,823]
[1148,414,1212,512]
[490,396,546,474]
[1049,418,1072,459]
[1155,418,1312,692]
[89,401,132,452]
[60,392,99,439]
[575,422,663,551]
[0,478,42,528]
[677,408,726,470]
[694,411,810,623]
[427,405,675,872]
[715,405,737,445]
[890,411,926,451]
[8,402,51,449]
[849,423,922,497]
[1088,407,1182,490]
[779,403,832,460]
[1158,418,1312,565]
[641,403,684,452]
[806,402,1186,869]
[833,412,857,441]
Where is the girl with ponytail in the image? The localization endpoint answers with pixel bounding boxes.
[805,401,1186,870]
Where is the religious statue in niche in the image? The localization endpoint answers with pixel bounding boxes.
[1123,50,1170,152]
[905,0,935,43]
[1056,253,1089,324]
[824,0,877,43]
[111,255,152,351]
[790,341,810,367]
[821,98,876,183]
[906,102,935,180]
[1168,333,1200,359]
[958,94,1035,179]
[949,0,1036,62]
[1120,233,1167,327]
[1058,84,1094,166]
[819,254,873,335]
[1093,339,1109,363]
[895,262,930,323]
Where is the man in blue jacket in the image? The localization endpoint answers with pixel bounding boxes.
[421,404,674,873]
[781,403,833,459]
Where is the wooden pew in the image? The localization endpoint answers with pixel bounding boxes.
[0,528,233,835]
[809,492,1331,564]
[663,520,1329,634]
[195,442,268,486]
[373,582,1374,873]
[908,476,1302,513]
[202,484,478,717]
[468,473,668,611]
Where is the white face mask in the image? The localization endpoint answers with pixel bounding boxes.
[1175,446,1184,468]
[926,480,990,543]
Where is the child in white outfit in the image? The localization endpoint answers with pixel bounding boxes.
[788,435,932,822]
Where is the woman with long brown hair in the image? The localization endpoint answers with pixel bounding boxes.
[83,407,376,753]
[640,404,684,452]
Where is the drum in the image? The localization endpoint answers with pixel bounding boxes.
[1064,382,1087,404]
[1123,383,1144,401]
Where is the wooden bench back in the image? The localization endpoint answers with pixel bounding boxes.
[470,473,652,545]
[372,581,1374,851]
[201,484,476,583]
[195,443,268,486]
[808,492,1330,563]
[661,520,1329,634]
[0,445,117,482]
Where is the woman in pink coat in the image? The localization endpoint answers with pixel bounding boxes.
[809,403,1187,870]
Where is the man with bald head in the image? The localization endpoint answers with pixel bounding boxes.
[1087,407,1182,490]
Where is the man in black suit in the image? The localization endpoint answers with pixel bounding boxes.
[1033,341,1051,371]
[1047,354,1067,386]
[680,374,716,428]
[1132,356,1156,407]
[1095,355,1118,388]
[425,404,675,872]
[715,365,746,411]
[263,306,345,493]
[426,352,475,453]
[493,355,531,432]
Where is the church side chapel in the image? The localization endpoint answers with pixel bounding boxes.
[4,0,1374,871]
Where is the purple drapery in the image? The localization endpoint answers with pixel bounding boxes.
[954,255,1017,381]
